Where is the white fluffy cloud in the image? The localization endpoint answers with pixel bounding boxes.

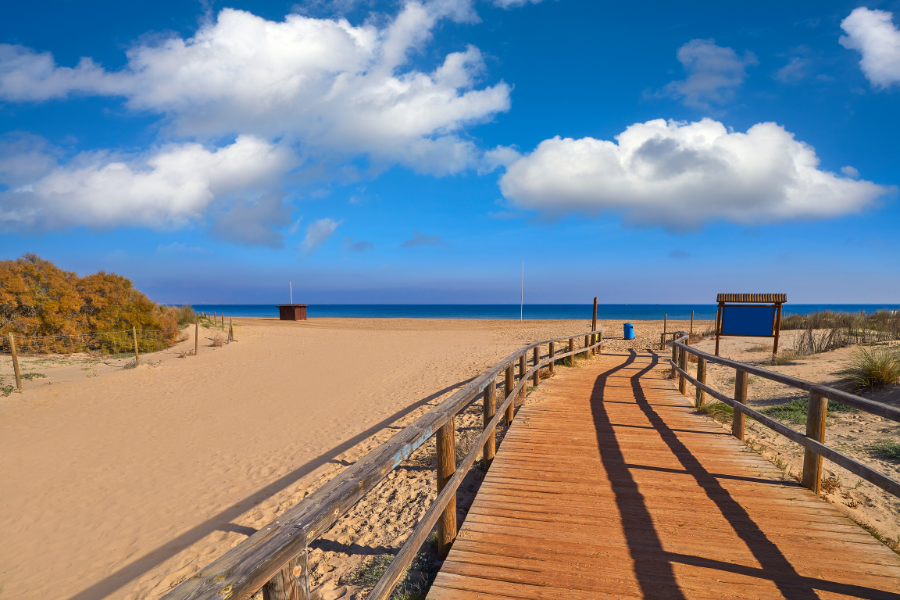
[662,39,757,109]
[0,136,294,232]
[0,3,509,174]
[0,1,515,241]
[840,7,900,88]
[498,118,892,229]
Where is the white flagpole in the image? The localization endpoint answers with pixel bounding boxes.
[290,281,293,304]
[520,262,524,321]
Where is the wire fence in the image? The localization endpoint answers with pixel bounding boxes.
[0,329,174,357]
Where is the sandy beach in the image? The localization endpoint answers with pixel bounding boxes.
[2,316,898,600]
[0,317,690,600]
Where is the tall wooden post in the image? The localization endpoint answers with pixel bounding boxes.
[695,357,706,409]
[132,326,139,364]
[221,313,225,329]
[505,363,515,424]
[732,370,748,441]
[568,337,574,366]
[663,313,667,339]
[592,297,597,336]
[678,347,687,395]
[263,550,310,600]
[9,333,22,391]
[229,319,234,342]
[436,417,457,559]
[802,392,828,495]
[773,302,783,360]
[690,310,694,335]
[583,335,589,358]
[548,341,555,375]
[660,333,666,351]
[715,304,723,356]
[482,379,496,467]
[532,346,540,386]
[194,322,199,356]
[597,331,603,354]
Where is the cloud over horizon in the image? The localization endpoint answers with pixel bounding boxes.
[498,118,892,229]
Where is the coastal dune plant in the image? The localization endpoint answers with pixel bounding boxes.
[0,254,178,351]
[848,347,900,391]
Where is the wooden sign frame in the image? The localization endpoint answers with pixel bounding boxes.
[714,294,786,357]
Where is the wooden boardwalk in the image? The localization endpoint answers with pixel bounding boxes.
[427,351,900,600]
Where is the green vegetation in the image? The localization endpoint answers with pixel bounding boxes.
[759,397,856,424]
[0,254,183,353]
[847,347,900,391]
[343,552,436,600]
[872,439,900,460]
[21,372,46,380]
[699,401,733,423]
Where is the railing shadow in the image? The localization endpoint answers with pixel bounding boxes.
[587,350,897,600]
[65,376,476,600]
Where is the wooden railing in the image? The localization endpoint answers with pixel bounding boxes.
[162,329,604,600]
[666,332,900,499]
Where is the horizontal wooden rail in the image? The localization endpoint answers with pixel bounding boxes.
[369,338,601,599]
[162,329,602,600]
[669,334,900,423]
[665,332,900,500]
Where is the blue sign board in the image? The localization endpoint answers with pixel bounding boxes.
[721,305,776,336]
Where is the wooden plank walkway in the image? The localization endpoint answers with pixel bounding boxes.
[427,351,900,600]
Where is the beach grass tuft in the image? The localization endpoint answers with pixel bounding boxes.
[699,401,733,423]
[847,347,900,391]
[872,439,900,460]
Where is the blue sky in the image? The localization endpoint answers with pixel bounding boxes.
[1,0,899,304]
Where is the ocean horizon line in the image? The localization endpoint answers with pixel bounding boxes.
[185,303,900,320]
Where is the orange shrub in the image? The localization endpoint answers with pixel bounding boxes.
[0,254,178,345]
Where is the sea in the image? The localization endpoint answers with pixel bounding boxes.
[188,304,900,320]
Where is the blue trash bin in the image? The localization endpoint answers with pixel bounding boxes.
[623,322,635,340]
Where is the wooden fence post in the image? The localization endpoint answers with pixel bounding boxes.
[532,346,540,386]
[568,338,574,367]
[695,357,706,409]
[436,417,457,559]
[690,310,694,335]
[263,549,310,600]
[670,342,677,379]
[9,333,22,391]
[802,391,828,495]
[660,333,666,351]
[583,335,589,358]
[132,326,139,364]
[548,341,555,375]
[482,378,496,467]
[194,322,199,356]
[229,319,234,342]
[598,331,602,354]
[518,353,526,405]
[732,369,748,441]
[505,362,515,424]
[678,347,687,396]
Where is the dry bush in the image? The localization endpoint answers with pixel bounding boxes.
[688,333,702,344]
[211,333,225,347]
[0,254,179,348]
